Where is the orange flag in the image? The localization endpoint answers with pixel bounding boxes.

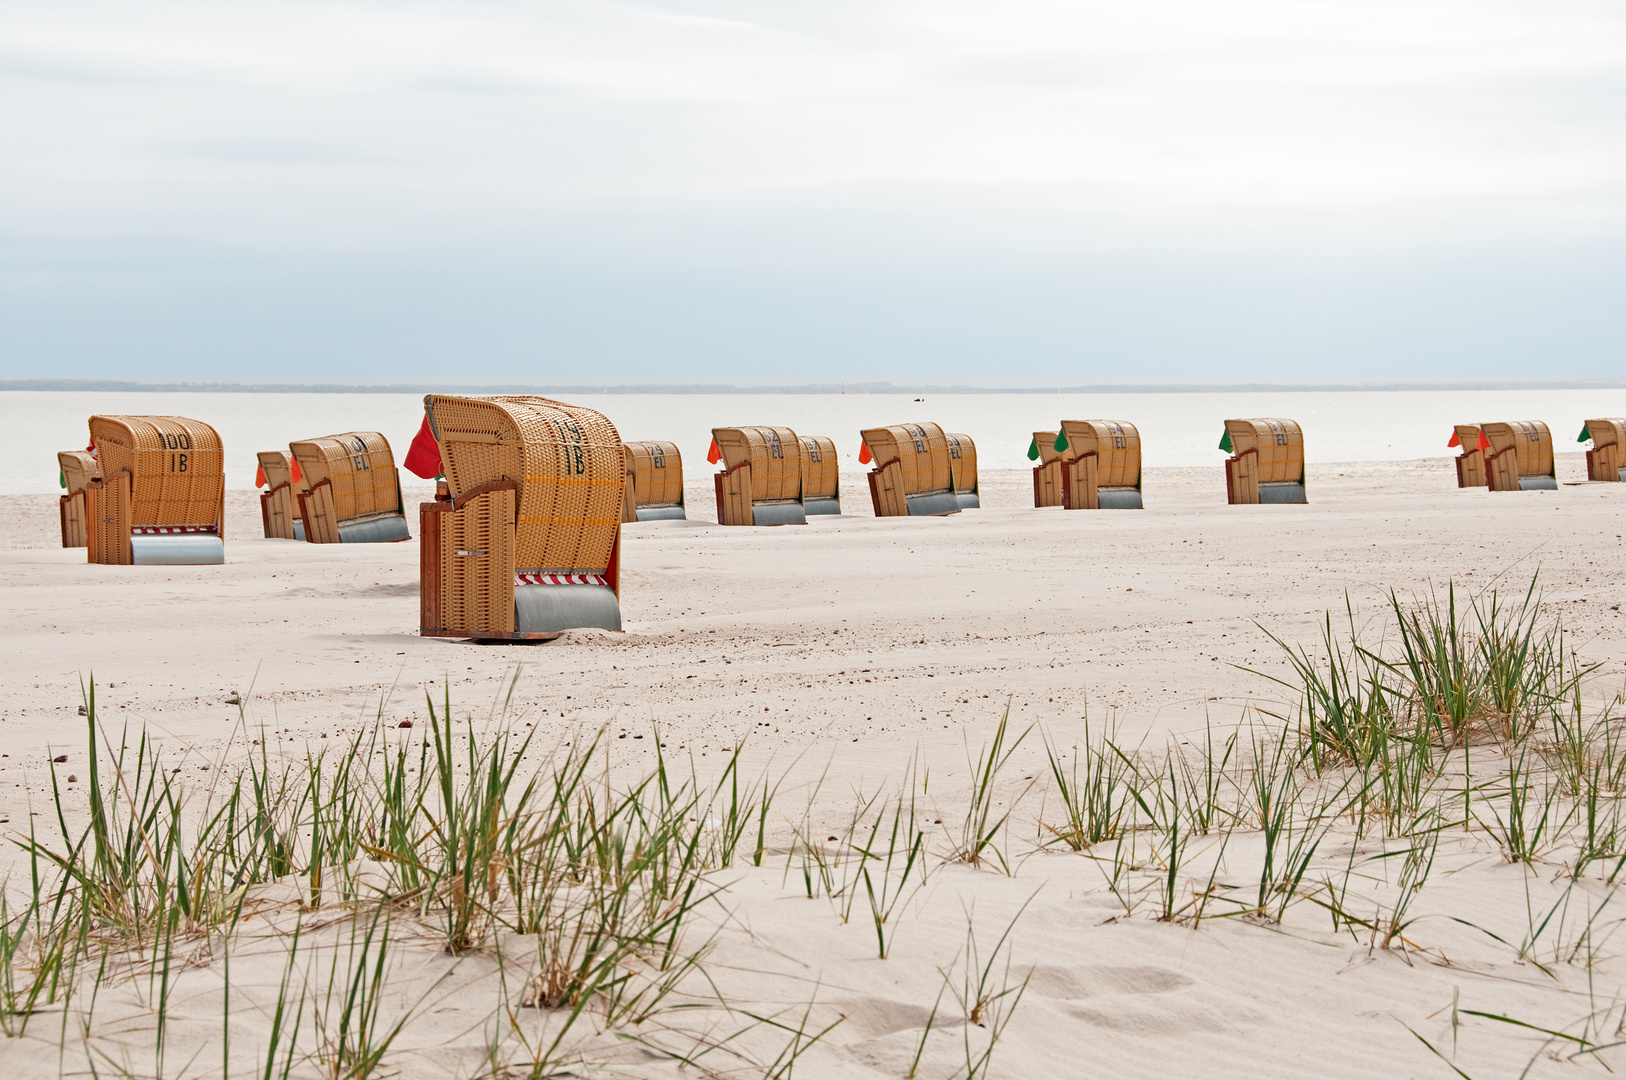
[290,457,302,484]
[858,440,872,465]
[1447,431,1460,448]
[1477,429,1491,453]
[707,438,721,464]
[255,464,267,487]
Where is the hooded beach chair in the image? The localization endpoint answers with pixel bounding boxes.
[419,395,623,639]
[84,415,225,565]
[256,450,308,540]
[58,450,99,548]
[1059,420,1144,509]
[799,435,840,515]
[1582,420,1626,482]
[1449,425,1486,488]
[1483,421,1556,491]
[289,432,411,544]
[947,433,979,508]
[1221,419,1305,505]
[622,441,686,521]
[860,423,960,517]
[1028,432,1070,507]
[711,426,807,526]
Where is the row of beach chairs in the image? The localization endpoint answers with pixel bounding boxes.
[55,401,1624,643]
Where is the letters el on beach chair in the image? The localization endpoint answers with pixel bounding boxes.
[799,435,840,516]
[621,441,686,521]
[1450,425,1486,488]
[420,395,623,640]
[1582,419,1626,483]
[84,415,225,565]
[256,450,308,540]
[947,434,979,508]
[861,423,961,517]
[1221,419,1306,505]
[58,450,100,548]
[1059,420,1144,509]
[290,432,411,543]
[1029,432,1069,507]
[1482,421,1556,491]
[712,426,807,526]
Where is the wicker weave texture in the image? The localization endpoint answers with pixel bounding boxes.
[1224,419,1303,485]
[425,395,622,575]
[290,432,402,525]
[946,434,977,494]
[257,450,306,539]
[88,416,224,530]
[713,426,801,502]
[1454,425,1483,451]
[1484,421,1553,475]
[1060,421,1141,490]
[86,477,132,564]
[59,451,100,495]
[799,436,839,500]
[258,451,308,497]
[438,488,517,636]
[1587,419,1626,482]
[1452,427,1486,488]
[625,441,683,506]
[1033,460,1066,507]
[862,423,952,497]
[1032,432,1067,467]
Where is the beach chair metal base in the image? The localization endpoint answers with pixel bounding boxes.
[635,504,687,521]
[751,501,807,526]
[1258,482,1307,504]
[956,493,980,509]
[131,534,225,565]
[905,490,962,517]
[337,513,412,543]
[1097,487,1144,509]
[803,496,840,516]
[1518,475,1558,491]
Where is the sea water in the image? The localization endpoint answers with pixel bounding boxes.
[4,388,1612,495]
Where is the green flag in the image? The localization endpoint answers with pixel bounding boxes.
[1026,436,1039,461]
[1219,429,1233,453]
[1579,423,1592,444]
[58,469,65,489]
[1053,430,1068,453]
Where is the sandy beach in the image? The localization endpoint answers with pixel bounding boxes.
[3,454,1625,1078]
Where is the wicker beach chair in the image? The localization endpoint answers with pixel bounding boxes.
[1451,425,1486,488]
[712,426,807,526]
[289,432,410,543]
[58,450,100,548]
[1483,421,1556,491]
[861,423,960,517]
[420,395,623,639]
[799,435,840,516]
[257,450,309,540]
[1583,419,1626,482]
[622,441,686,521]
[84,415,225,565]
[947,434,979,508]
[1222,419,1306,505]
[1030,432,1070,507]
[1059,420,1144,509]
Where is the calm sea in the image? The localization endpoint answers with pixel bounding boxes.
[6,388,1610,495]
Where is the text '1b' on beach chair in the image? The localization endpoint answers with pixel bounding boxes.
[711,427,807,526]
[1449,425,1485,488]
[419,395,623,640]
[1221,419,1306,505]
[1059,420,1144,509]
[256,450,308,540]
[799,435,840,515]
[1483,421,1557,491]
[1582,419,1626,482]
[290,432,411,543]
[947,434,979,508]
[622,441,686,521]
[58,450,100,547]
[860,423,960,517]
[84,415,225,565]
[1028,432,1070,507]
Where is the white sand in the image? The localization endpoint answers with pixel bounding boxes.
[2,455,1624,1077]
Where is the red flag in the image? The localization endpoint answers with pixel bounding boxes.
[858,440,872,465]
[404,415,442,479]
[1476,429,1491,453]
[255,463,267,487]
[707,438,721,464]
[1446,431,1460,448]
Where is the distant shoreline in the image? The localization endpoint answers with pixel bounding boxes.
[4,378,1624,395]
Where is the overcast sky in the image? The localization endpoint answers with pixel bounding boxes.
[2,0,1623,378]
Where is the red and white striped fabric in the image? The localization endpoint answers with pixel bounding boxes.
[132,525,219,535]
[515,573,608,587]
